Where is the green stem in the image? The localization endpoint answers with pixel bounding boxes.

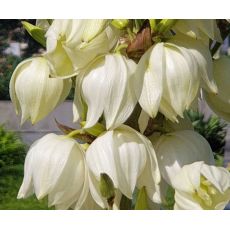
[115,43,129,54]
[67,129,84,138]
[149,19,157,32]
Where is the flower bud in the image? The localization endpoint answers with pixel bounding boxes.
[172,161,230,210]
[111,19,129,29]
[156,19,178,33]
[9,57,71,124]
[17,133,89,209]
[99,173,115,200]
[204,56,230,122]
[22,21,46,47]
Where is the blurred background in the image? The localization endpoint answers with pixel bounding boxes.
[0,20,230,210]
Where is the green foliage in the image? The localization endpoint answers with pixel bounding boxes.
[187,110,227,155]
[0,165,52,210]
[0,125,51,209]
[0,55,23,100]
[0,125,26,167]
[163,186,175,210]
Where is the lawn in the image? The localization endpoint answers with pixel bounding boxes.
[0,164,52,210]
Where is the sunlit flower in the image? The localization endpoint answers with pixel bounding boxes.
[73,53,141,130]
[85,125,161,208]
[151,130,215,187]
[9,57,71,124]
[172,161,230,210]
[45,19,117,77]
[136,34,216,122]
[17,133,89,209]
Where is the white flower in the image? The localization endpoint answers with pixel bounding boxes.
[151,130,215,187]
[17,133,89,210]
[73,54,141,130]
[9,57,71,124]
[136,34,215,122]
[204,56,230,122]
[85,125,161,209]
[173,19,222,44]
[45,19,117,78]
[172,161,230,210]
[170,33,217,93]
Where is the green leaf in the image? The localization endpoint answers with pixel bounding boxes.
[22,21,46,47]
[81,122,105,137]
[99,173,115,200]
[120,194,132,210]
[134,187,149,210]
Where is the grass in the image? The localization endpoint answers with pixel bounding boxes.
[0,164,52,210]
[0,125,52,210]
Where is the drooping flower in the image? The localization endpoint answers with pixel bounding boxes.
[204,56,230,122]
[17,133,89,209]
[73,53,141,130]
[9,57,71,124]
[172,161,230,210]
[173,19,222,44]
[85,125,161,209]
[45,19,117,78]
[136,33,216,122]
[151,130,215,187]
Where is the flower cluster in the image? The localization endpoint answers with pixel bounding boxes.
[10,19,230,209]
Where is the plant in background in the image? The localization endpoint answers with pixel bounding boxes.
[0,125,51,209]
[7,19,230,210]
[0,125,26,168]
[187,110,227,156]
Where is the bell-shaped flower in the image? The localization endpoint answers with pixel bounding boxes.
[17,133,89,209]
[9,57,71,124]
[173,19,222,44]
[172,161,230,210]
[151,130,215,187]
[85,125,161,209]
[45,19,117,78]
[73,54,141,130]
[136,33,216,122]
[170,33,217,93]
[204,56,230,122]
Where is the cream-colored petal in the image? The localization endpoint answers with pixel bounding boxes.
[153,130,215,186]
[170,33,217,94]
[104,54,137,129]
[138,44,164,118]
[12,57,71,124]
[81,57,107,128]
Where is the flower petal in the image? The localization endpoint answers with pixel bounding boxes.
[137,44,164,118]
